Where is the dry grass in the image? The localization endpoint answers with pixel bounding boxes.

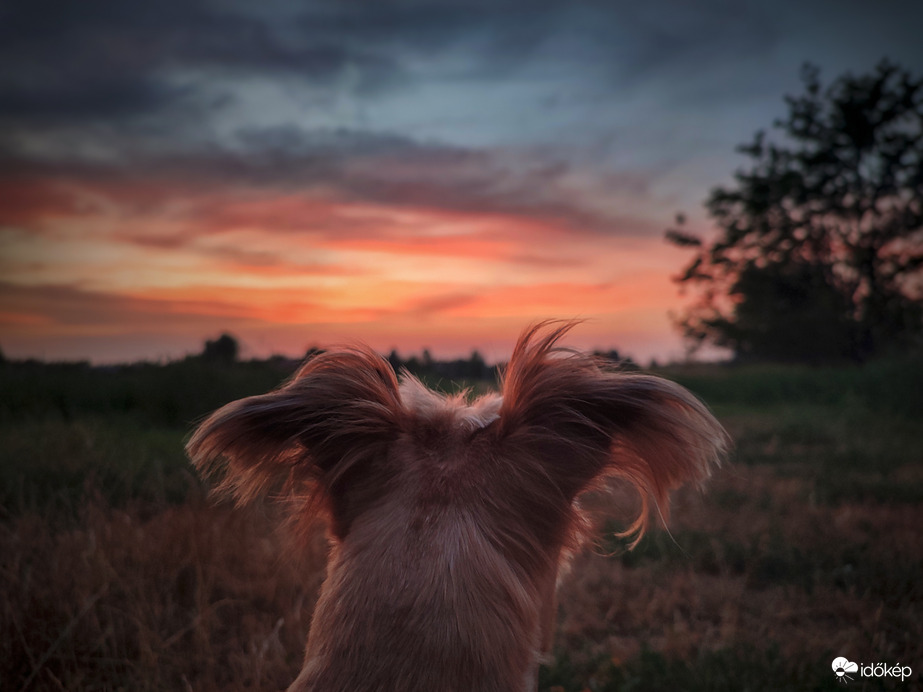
[552,469,921,688]
[2,498,326,691]
[4,463,920,691]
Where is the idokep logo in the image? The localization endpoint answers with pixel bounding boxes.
[832,658,858,684]
[832,657,913,685]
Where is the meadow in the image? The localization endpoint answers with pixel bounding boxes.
[1,355,921,691]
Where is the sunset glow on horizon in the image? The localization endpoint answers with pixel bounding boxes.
[2,1,920,365]
[1,175,692,364]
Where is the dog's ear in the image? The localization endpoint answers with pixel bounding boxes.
[498,322,727,544]
[186,347,404,535]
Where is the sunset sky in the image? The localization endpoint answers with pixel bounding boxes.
[2,0,922,364]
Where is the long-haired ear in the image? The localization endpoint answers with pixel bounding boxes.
[498,321,728,545]
[186,347,404,527]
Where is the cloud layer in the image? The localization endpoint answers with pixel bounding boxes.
[2,0,922,362]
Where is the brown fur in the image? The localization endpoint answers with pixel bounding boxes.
[187,321,728,691]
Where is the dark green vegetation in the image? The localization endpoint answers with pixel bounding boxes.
[2,355,921,690]
[668,60,923,362]
[0,358,292,520]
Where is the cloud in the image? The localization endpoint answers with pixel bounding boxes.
[405,292,481,318]
[415,278,679,320]
[0,280,394,337]
[0,0,787,143]
[0,0,408,125]
[4,0,917,148]
[0,0,799,246]
[0,179,100,228]
[0,281,222,331]
[1,122,664,244]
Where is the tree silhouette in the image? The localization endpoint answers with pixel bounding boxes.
[668,60,923,361]
[202,333,239,362]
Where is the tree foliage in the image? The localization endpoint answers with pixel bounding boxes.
[202,333,239,362]
[669,60,923,361]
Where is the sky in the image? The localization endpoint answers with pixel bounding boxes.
[2,0,922,364]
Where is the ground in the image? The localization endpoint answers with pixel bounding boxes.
[2,357,920,691]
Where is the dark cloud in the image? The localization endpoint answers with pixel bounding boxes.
[0,0,784,126]
[3,0,920,242]
[292,0,563,75]
[1,121,660,238]
[0,125,415,185]
[4,0,920,129]
[0,0,406,126]
[596,1,779,83]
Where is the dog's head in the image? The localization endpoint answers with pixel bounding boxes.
[187,321,727,690]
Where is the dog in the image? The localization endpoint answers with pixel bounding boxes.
[187,321,727,691]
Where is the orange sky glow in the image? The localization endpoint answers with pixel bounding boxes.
[0,180,695,365]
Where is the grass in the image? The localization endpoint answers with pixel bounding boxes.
[1,355,921,690]
[2,501,327,691]
[0,417,192,520]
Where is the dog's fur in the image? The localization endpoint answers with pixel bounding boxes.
[187,321,727,692]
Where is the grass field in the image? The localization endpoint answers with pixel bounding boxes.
[1,356,921,691]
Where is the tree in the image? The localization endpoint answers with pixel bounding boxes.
[668,60,923,361]
[202,333,239,362]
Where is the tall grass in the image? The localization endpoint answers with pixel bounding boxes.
[2,502,326,691]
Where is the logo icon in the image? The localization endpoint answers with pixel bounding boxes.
[832,657,858,684]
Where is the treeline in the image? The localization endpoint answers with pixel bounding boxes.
[201,334,498,382]
[384,348,495,384]
[0,335,633,428]
[0,341,497,429]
